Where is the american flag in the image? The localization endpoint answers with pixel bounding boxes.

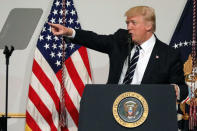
[25,0,92,130]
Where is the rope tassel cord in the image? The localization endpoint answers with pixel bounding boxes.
[189,0,197,130]
[59,0,67,128]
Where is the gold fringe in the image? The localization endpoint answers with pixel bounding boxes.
[25,124,32,131]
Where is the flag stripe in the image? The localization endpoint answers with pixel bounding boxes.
[65,57,85,96]
[61,127,69,131]
[29,85,57,130]
[64,86,79,126]
[31,71,58,112]
[78,47,92,79]
[27,92,51,130]
[56,71,79,126]
[32,59,60,112]
[56,70,81,112]
[71,50,92,85]
[26,111,41,131]
[34,48,61,98]
[65,109,78,131]
[30,73,59,127]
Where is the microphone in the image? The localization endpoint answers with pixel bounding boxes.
[3,46,9,55]
[3,45,15,65]
[10,46,14,55]
[128,33,132,45]
[63,36,71,43]
[3,46,14,57]
[128,33,132,52]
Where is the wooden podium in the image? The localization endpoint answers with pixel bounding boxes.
[78,84,178,131]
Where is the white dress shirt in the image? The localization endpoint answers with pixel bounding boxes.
[119,35,156,84]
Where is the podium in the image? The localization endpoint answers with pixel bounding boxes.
[78,84,178,131]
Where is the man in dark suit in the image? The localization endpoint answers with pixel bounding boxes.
[49,6,188,101]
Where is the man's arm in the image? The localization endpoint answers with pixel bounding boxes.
[49,23,128,54]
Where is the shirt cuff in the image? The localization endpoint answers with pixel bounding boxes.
[63,28,76,38]
[177,85,180,100]
[172,84,180,100]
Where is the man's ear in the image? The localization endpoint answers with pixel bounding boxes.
[145,22,153,32]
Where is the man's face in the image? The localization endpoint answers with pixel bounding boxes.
[126,15,151,44]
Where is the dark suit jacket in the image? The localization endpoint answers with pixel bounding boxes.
[70,29,188,101]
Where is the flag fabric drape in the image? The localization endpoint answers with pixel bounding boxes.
[169,0,196,130]
[170,0,194,63]
[25,0,92,130]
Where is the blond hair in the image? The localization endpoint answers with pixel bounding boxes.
[125,6,156,32]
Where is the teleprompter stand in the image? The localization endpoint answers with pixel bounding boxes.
[0,46,14,131]
[0,8,43,131]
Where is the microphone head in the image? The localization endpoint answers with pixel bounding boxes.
[3,46,8,54]
[128,33,132,44]
[11,46,15,52]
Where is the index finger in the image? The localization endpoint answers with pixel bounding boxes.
[48,22,57,27]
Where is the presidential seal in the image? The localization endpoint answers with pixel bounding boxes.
[112,92,148,128]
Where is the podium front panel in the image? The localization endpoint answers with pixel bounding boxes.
[78,84,178,131]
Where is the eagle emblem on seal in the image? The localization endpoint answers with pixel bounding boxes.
[124,101,138,119]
